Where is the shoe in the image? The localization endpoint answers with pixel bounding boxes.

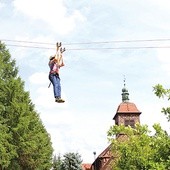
[55,97,65,103]
[58,98,65,103]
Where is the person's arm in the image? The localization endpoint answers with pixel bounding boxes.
[54,42,61,64]
[59,56,64,67]
[58,47,65,67]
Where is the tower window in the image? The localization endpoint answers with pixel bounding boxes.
[124,119,135,128]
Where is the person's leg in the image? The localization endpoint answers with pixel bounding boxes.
[49,74,64,102]
[54,76,61,98]
[49,74,60,98]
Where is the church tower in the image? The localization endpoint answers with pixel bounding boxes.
[89,82,142,170]
[113,81,141,129]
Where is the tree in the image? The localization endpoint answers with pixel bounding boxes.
[61,152,83,170]
[52,152,83,170]
[153,84,170,121]
[108,124,170,170]
[107,83,170,169]
[0,42,53,169]
[52,154,62,170]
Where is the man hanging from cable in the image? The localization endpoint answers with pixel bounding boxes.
[48,42,65,103]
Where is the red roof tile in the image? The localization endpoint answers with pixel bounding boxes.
[117,102,140,113]
[82,163,91,170]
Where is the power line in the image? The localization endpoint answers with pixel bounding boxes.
[2,38,170,51]
[68,46,170,50]
[1,39,54,45]
[6,44,54,50]
[2,38,170,46]
[65,38,170,45]
[5,43,170,50]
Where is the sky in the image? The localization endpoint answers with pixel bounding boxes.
[0,0,170,163]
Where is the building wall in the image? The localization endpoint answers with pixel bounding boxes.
[115,113,140,126]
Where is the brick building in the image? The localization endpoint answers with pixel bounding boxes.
[83,83,141,170]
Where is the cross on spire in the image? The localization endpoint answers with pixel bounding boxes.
[121,75,129,102]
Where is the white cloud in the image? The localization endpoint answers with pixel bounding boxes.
[29,72,48,85]
[150,0,170,10]
[34,90,68,109]
[8,35,56,62]
[42,112,110,163]
[0,2,5,9]
[29,83,68,109]
[13,0,85,34]
[40,109,75,127]
[157,48,170,74]
[140,101,170,133]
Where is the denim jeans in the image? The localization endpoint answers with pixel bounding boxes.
[49,74,61,98]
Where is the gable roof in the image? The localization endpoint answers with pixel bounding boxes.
[97,144,112,158]
[91,144,113,170]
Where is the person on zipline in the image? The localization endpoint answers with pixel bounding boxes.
[48,43,65,103]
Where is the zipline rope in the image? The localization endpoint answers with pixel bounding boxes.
[4,44,170,51]
[2,38,170,50]
[2,38,170,45]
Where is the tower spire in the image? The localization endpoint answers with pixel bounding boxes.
[121,76,129,102]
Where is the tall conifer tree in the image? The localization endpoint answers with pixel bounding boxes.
[0,42,53,169]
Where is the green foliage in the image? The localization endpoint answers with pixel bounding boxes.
[0,42,53,169]
[153,84,167,98]
[0,42,18,80]
[0,123,17,169]
[52,154,62,170]
[61,152,82,170]
[108,124,170,170]
[107,83,170,169]
[52,152,83,170]
[153,84,170,121]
